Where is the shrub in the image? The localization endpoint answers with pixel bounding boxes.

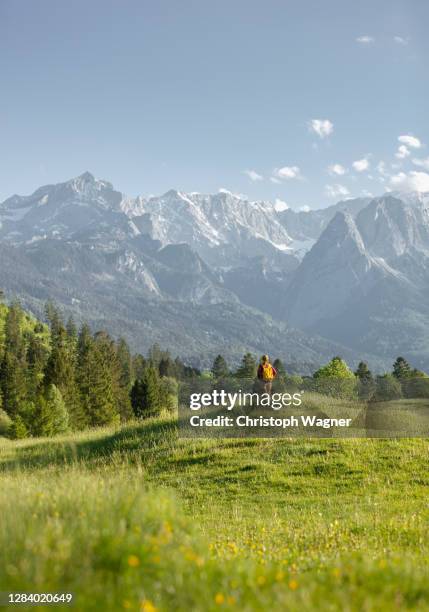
[0,409,12,437]
[374,375,402,401]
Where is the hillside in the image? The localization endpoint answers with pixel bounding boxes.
[1,419,429,610]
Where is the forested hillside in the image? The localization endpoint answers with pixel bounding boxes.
[0,296,197,439]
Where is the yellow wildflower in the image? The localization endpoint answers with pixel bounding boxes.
[127,555,140,567]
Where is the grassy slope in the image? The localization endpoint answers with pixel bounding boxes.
[1,418,429,611]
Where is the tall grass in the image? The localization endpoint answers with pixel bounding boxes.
[1,417,429,610]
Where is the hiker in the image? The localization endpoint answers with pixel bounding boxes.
[257,354,277,395]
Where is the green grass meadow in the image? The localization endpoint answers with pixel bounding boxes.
[1,416,429,611]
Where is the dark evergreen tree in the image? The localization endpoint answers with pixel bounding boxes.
[159,355,176,378]
[132,354,147,381]
[45,324,85,430]
[392,357,412,380]
[131,366,162,418]
[212,354,229,379]
[273,358,286,378]
[236,353,257,379]
[0,302,28,418]
[355,361,373,381]
[79,332,120,426]
[115,338,133,420]
[26,334,49,402]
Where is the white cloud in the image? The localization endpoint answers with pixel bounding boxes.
[243,169,263,182]
[328,163,346,176]
[395,144,410,159]
[389,171,429,193]
[361,189,374,197]
[270,177,281,184]
[273,165,301,180]
[299,205,311,212]
[412,157,429,171]
[218,188,248,199]
[352,158,370,172]
[377,161,387,176]
[325,184,350,199]
[394,36,409,46]
[308,119,333,139]
[274,198,289,212]
[398,134,421,149]
[356,35,374,44]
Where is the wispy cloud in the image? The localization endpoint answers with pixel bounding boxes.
[394,36,409,46]
[308,119,333,139]
[412,157,429,171]
[356,35,374,44]
[273,166,302,180]
[396,145,410,159]
[398,134,421,149]
[377,161,387,176]
[243,169,263,182]
[389,171,429,193]
[328,163,346,176]
[325,184,350,199]
[352,158,370,172]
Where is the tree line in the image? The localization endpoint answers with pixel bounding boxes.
[0,300,199,439]
[1,298,428,440]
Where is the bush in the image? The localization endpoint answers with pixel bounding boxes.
[374,375,402,401]
[401,376,429,399]
[0,409,12,437]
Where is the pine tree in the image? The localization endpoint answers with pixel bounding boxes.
[212,355,229,379]
[131,366,161,418]
[236,353,257,379]
[159,355,176,378]
[45,324,85,430]
[79,332,120,426]
[132,354,147,381]
[273,358,286,378]
[0,302,28,418]
[26,333,49,401]
[354,361,373,381]
[392,357,412,380]
[36,385,69,436]
[115,338,133,421]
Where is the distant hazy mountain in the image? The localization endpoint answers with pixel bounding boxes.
[1,171,428,370]
[284,195,429,369]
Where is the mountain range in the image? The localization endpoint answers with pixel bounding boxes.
[1,171,428,371]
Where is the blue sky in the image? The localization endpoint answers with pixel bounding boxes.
[1,0,428,209]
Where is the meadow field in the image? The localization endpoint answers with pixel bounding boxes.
[1,416,429,611]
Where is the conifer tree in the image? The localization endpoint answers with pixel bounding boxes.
[236,353,257,379]
[354,361,373,381]
[36,384,69,436]
[273,358,286,378]
[131,366,161,418]
[114,338,133,421]
[45,324,85,430]
[0,302,28,418]
[212,354,229,379]
[79,332,120,426]
[392,357,412,380]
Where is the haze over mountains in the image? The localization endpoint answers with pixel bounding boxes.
[1,172,428,371]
